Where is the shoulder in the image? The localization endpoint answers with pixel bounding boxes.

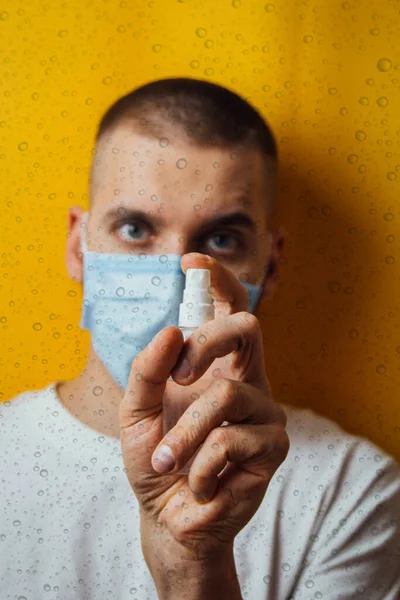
[0,383,58,439]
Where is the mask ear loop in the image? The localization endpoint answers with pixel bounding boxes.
[80,211,89,254]
[79,211,90,329]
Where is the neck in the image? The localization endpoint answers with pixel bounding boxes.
[57,345,123,440]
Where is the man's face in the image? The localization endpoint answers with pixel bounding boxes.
[68,124,280,289]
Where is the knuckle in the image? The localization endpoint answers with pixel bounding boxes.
[213,378,236,408]
[208,426,229,450]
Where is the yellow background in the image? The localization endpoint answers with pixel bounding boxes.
[1,0,399,461]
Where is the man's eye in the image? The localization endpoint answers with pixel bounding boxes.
[118,222,149,242]
[207,232,238,252]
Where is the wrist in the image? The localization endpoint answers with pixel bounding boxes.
[140,519,242,600]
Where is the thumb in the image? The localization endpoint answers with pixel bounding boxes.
[119,326,184,429]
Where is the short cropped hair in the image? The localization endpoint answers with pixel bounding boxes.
[95,77,277,161]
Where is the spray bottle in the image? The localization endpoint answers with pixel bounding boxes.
[163,268,215,475]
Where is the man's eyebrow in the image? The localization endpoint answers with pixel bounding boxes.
[202,211,257,232]
[103,208,165,226]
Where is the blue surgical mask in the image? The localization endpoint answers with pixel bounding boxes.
[80,213,264,389]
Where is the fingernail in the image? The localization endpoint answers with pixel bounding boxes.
[173,357,191,379]
[152,445,176,473]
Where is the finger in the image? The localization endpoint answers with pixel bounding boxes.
[180,252,248,316]
[152,379,286,474]
[171,311,267,388]
[188,423,290,502]
[119,326,183,430]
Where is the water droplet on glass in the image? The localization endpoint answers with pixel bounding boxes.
[359,96,369,106]
[196,27,207,37]
[33,322,43,331]
[152,44,162,53]
[376,365,386,375]
[387,172,397,181]
[159,137,169,148]
[328,281,341,293]
[349,329,359,339]
[159,255,168,264]
[377,58,392,72]
[384,212,394,221]
[355,130,367,141]
[93,386,103,396]
[116,286,125,297]
[176,158,187,169]
[385,256,395,264]
[303,35,313,43]
[151,276,161,286]
[328,87,337,95]
[0,11,9,20]
[282,563,291,572]
[339,107,348,116]
[190,60,200,69]
[18,142,28,151]
[377,96,388,107]
[264,3,275,12]
[305,580,315,589]
[348,154,358,164]
[103,76,112,85]
[197,333,207,344]
[13,520,21,527]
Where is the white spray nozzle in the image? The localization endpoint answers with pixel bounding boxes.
[178,268,215,328]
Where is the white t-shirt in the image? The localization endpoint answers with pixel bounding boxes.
[1,383,399,600]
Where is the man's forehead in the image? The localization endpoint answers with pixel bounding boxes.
[96,126,265,175]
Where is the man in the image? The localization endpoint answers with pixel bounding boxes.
[1,77,399,600]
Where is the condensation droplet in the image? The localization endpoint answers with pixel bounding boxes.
[116,287,125,297]
[176,158,187,170]
[151,276,161,286]
[376,365,386,375]
[385,256,395,265]
[377,96,388,107]
[159,137,169,148]
[328,87,338,95]
[303,35,313,43]
[340,107,348,116]
[265,3,275,12]
[387,172,397,181]
[384,212,394,221]
[328,281,341,293]
[359,96,369,106]
[93,386,103,396]
[152,44,162,53]
[377,58,392,72]
[196,27,207,38]
[348,154,358,164]
[197,333,207,344]
[33,322,43,331]
[18,142,28,151]
[190,60,200,69]
[349,329,359,339]
[39,469,48,477]
[103,76,112,85]
[355,130,367,141]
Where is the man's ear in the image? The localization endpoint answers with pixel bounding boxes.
[261,228,285,299]
[66,206,85,282]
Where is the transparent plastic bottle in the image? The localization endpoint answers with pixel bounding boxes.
[163,268,215,476]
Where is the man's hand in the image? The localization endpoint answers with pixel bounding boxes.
[119,253,290,598]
